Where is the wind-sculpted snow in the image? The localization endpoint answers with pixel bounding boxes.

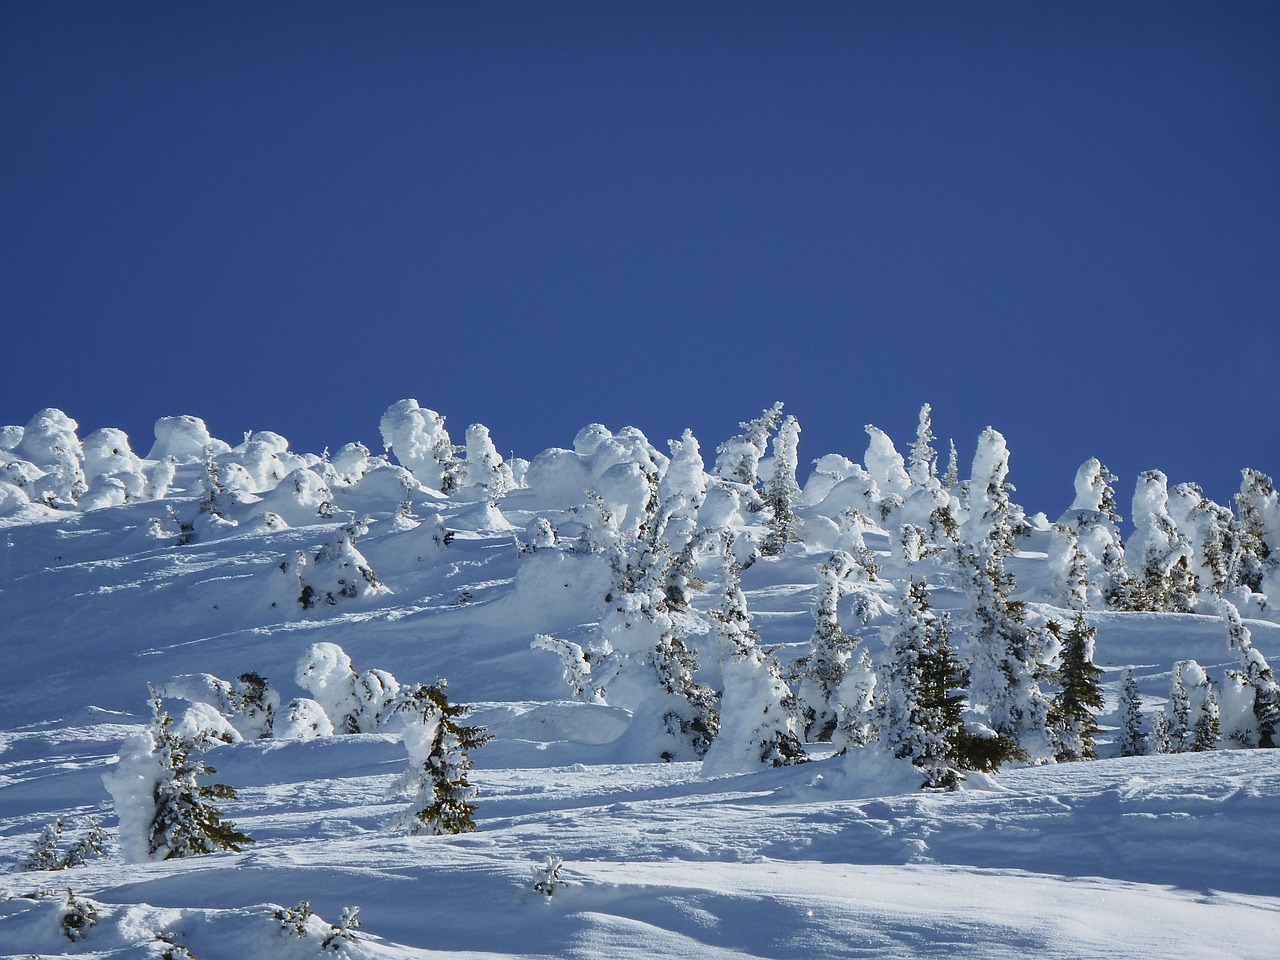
[2,402,1279,956]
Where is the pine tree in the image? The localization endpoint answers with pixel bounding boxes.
[1165,662,1192,753]
[703,537,805,775]
[795,551,859,741]
[1047,612,1103,761]
[105,693,254,861]
[1191,685,1221,752]
[1117,670,1148,757]
[832,649,878,751]
[1216,599,1280,747]
[760,415,801,556]
[876,580,965,790]
[390,681,490,836]
[713,402,784,487]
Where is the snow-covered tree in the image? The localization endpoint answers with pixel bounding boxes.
[702,537,804,775]
[1235,468,1280,596]
[389,680,489,836]
[295,642,400,734]
[956,540,1053,766]
[284,520,390,611]
[531,634,607,704]
[379,399,462,494]
[1215,598,1280,747]
[103,693,252,862]
[831,648,878,752]
[576,510,719,761]
[713,402,784,487]
[761,414,801,556]
[875,580,965,790]
[1117,670,1148,758]
[1057,458,1127,608]
[1047,612,1103,761]
[1163,660,1219,753]
[794,551,859,741]
[955,430,1052,763]
[464,423,514,500]
[1124,470,1196,612]
[1047,524,1091,611]
[907,403,938,489]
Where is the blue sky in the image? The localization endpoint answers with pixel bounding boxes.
[2,1,1277,518]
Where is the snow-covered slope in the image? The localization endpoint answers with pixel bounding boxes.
[2,403,1278,958]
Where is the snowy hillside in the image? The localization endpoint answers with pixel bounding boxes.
[2,401,1278,958]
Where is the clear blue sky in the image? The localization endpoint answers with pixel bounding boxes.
[3,1,1277,518]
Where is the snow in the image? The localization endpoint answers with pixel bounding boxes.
[2,404,1280,958]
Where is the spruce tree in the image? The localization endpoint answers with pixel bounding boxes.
[876,580,965,790]
[1165,662,1192,753]
[390,681,490,835]
[108,693,254,861]
[1216,599,1280,747]
[1118,670,1148,757]
[796,551,859,741]
[760,415,801,556]
[1047,612,1103,761]
[702,540,805,774]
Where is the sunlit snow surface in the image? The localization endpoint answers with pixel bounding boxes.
[2,438,1279,958]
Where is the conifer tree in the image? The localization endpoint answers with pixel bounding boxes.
[390,681,490,835]
[957,433,1053,766]
[104,692,252,861]
[795,551,859,741]
[832,649,878,752]
[702,539,805,774]
[907,403,938,489]
[1124,470,1195,611]
[1216,599,1280,747]
[1164,662,1192,753]
[1048,524,1091,611]
[713,402,784,487]
[1117,670,1148,757]
[760,414,801,556]
[1047,612,1103,761]
[876,580,965,789]
[1191,685,1222,752]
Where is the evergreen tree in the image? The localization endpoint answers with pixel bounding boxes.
[876,580,965,789]
[907,403,938,489]
[390,681,490,835]
[795,551,859,741]
[1117,670,1148,757]
[1124,470,1195,612]
[760,415,801,556]
[1047,612,1103,761]
[1191,684,1222,752]
[1048,524,1091,611]
[952,429,1054,766]
[713,402,784,487]
[1165,662,1192,753]
[702,541,805,774]
[832,649,878,752]
[1216,599,1280,747]
[104,692,252,861]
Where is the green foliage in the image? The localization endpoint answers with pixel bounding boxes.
[146,694,253,859]
[953,727,1026,772]
[395,681,491,836]
[1118,670,1148,757]
[23,816,108,871]
[1048,613,1104,762]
